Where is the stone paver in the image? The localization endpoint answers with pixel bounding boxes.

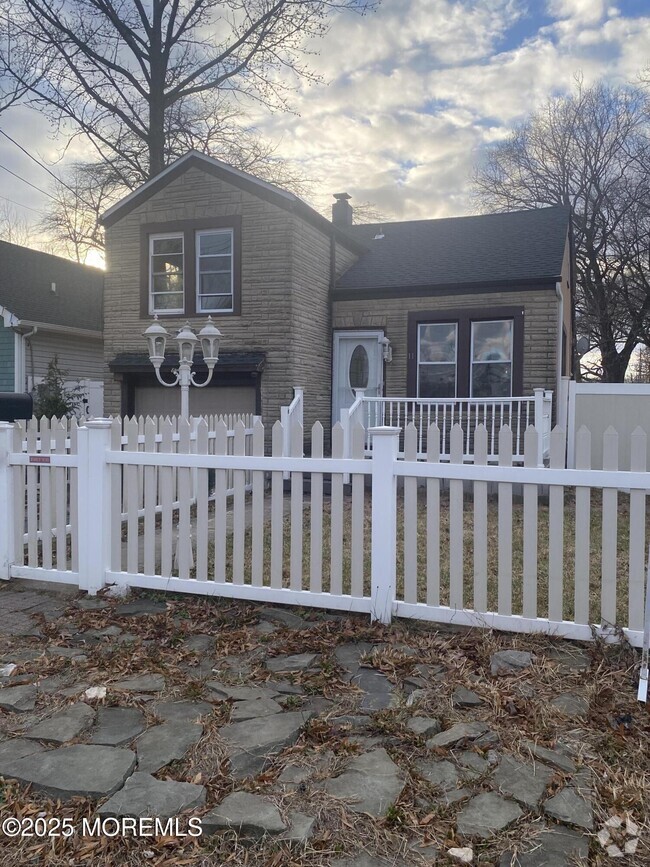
[182,634,214,653]
[0,684,37,712]
[550,693,589,718]
[499,826,589,866]
[0,738,45,762]
[426,721,489,749]
[491,755,554,808]
[453,686,484,707]
[151,700,212,724]
[115,599,167,616]
[543,784,594,830]
[98,772,206,818]
[89,707,146,746]
[206,681,279,701]
[521,740,576,773]
[323,748,405,817]
[414,759,459,791]
[407,716,441,737]
[0,744,136,800]
[113,674,166,692]
[230,697,284,722]
[265,652,320,672]
[257,607,311,629]
[457,792,523,839]
[25,702,95,744]
[279,811,316,845]
[203,791,287,838]
[135,722,203,773]
[221,710,314,778]
[490,650,534,676]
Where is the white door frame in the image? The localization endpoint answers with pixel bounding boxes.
[332,329,385,424]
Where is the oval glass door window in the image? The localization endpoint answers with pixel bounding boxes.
[349,344,370,389]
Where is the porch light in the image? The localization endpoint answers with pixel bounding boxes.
[198,317,222,369]
[176,322,198,363]
[143,317,169,368]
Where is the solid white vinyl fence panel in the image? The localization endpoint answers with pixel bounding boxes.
[143,417,157,576]
[125,417,139,575]
[12,423,24,568]
[110,419,122,572]
[69,418,79,572]
[40,418,52,570]
[53,419,68,571]
[26,421,37,568]
[160,418,174,578]
[628,427,647,632]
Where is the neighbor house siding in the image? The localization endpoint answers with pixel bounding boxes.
[25,332,104,388]
[104,165,313,431]
[332,288,559,398]
[0,325,15,392]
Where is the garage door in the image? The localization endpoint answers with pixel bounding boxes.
[133,384,256,418]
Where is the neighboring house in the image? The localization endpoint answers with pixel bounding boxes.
[101,151,572,435]
[0,241,105,417]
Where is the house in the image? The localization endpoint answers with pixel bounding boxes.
[100,151,573,436]
[0,241,105,416]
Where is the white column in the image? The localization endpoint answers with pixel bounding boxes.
[0,422,15,581]
[77,419,112,595]
[533,388,544,467]
[370,426,399,624]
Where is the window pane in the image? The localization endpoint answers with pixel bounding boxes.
[349,345,369,389]
[419,364,456,398]
[199,255,231,273]
[472,363,512,397]
[152,237,182,255]
[419,323,456,362]
[152,253,183,275]
[199,232,231,255]
[199,294,233,311]
[153,273,183,292]
[472,320,512,362]
[200,272,231,294]
[152,292,183,310]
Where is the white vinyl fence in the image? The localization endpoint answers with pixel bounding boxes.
[0,416,647,647]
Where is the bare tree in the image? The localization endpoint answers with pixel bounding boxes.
[0,201,33,245]
[1,0,374,184]
[473,81,650,382]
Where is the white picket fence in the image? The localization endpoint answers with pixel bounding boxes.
[0,415,647,647]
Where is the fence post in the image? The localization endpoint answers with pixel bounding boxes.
[77,419,112,595]
[0,423,15,581]
[369,426,399,624]
[533,388,544,467]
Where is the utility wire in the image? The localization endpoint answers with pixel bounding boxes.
[0,130,99,212]
[0,193,41,214]
[0,162,55,199]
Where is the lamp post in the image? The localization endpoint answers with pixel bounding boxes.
[143,316,222,419]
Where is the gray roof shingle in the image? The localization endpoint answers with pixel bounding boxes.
[335,206,570,293]
[0,241,103,331]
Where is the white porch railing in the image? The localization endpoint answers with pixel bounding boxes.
[346,390,553,465]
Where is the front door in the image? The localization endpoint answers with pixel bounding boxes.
[332,330,384,425]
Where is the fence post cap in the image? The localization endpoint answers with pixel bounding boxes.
[0,421,14,430]
[82,419,113,429]
[368,426,400,437]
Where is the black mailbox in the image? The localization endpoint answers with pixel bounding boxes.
[0,393,33,422]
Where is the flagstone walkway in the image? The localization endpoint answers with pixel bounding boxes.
[0,581,645,865]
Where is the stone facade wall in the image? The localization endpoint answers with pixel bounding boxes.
[332,288,560,398]
[103,166,354,435]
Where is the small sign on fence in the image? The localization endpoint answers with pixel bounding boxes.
[28,455,50,464]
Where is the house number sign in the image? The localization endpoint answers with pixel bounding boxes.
[29,456,51,464]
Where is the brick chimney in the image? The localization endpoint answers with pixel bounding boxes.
[332,192,353,227]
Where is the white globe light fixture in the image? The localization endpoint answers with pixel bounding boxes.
[143,316,222,419]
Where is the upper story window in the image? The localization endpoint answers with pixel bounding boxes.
[141,216,242,318]
[149,234,184,314]
[196,229,233,312]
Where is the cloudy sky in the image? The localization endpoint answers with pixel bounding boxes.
[1,0,650,251]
